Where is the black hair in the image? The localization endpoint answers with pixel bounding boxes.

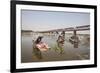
[35,36,43,44]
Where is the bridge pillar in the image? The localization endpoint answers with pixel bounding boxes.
[73,30,79,48]
[74,30,76,36]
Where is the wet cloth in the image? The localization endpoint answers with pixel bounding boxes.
[36,42,49,52]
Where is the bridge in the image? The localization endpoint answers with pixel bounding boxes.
[36,25,90,33]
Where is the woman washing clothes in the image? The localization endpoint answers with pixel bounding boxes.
[35,36,49,52]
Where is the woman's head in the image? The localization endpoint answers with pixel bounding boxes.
[35,36,43,44]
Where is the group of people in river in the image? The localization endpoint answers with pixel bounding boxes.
[33,31,79,57]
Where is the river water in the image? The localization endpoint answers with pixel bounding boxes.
[21,33,90,63]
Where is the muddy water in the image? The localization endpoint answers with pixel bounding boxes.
[21,33,90,63]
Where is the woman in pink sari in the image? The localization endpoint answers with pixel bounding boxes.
[35,36,49,52]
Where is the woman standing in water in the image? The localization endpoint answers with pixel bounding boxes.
[57,31,65,54]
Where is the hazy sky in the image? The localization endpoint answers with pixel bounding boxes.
[21,10,90,31]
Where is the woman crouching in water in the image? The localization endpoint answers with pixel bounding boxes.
[35,36,49,52]
[33,36,49,59]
